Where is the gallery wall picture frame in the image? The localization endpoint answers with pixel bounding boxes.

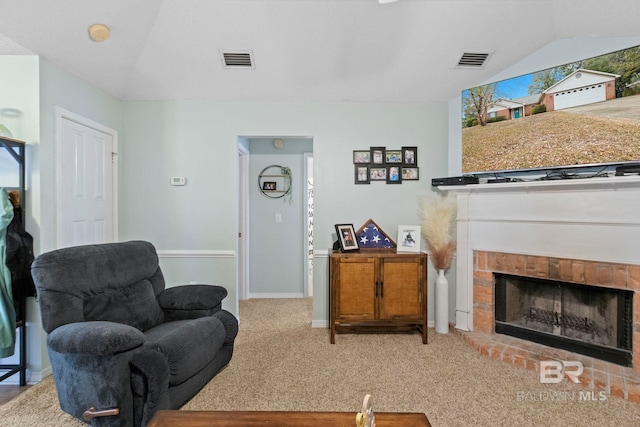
[355,165,370,184]
[402,146,417,165]
[335,223,360,252]
[369,166,387,181]
[385,149,403,164]
[401,167,419,181]
[353,150,371,164]
[370,146,386,165]
[386,166,402,184]
[397,225,421,253]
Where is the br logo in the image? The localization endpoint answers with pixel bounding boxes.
[539,361,583,384]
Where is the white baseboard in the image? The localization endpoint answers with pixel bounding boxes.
[248,293,305,299]
[311,320,329,328]
[0,365,52,385]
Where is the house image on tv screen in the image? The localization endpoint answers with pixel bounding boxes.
[488,69,619,120]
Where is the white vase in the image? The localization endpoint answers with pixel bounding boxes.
[435,269,449,334]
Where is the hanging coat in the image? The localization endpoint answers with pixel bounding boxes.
[0,188,16,358]
[5,190,35,323]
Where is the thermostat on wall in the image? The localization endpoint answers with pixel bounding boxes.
[171,176,187,186]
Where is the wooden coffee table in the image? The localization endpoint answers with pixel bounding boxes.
[147,410,432,426]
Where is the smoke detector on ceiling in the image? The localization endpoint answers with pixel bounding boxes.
[88,24,110,42]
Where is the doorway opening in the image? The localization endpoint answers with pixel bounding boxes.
[237,136,313,300]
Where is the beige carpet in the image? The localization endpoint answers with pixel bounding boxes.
[2,298,640,426]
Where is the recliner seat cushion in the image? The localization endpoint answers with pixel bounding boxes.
[142,316,226,386]
[83,279,165,331]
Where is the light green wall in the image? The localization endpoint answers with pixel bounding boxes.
[120,101,449,325]
[250,153,305,296]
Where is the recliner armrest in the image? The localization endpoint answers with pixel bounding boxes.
[47,321,145,355]
[157,284,228,321]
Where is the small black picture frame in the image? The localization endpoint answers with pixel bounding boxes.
[369,166,387,181]
[353,150,371,164]
[370,146,386,165]
[355,165,370,184]
[386,166,402,184]
[335,224,360,252]
[262,181,277,191]
[401,167,419,181]
[402,146,417,165]
[385,149,403,164]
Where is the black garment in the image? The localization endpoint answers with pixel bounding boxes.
[6,206,35,304]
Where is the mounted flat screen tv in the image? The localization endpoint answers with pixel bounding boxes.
[461,44,640,178]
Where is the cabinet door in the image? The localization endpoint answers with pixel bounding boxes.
[378,257,424,320]
[334,257,376,321]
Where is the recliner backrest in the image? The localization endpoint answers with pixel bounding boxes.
[32,240,166,333]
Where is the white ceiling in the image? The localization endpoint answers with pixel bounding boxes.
[1,0,639,103]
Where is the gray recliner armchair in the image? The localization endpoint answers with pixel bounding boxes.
[31,240,238,427]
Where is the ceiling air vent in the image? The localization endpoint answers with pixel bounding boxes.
[455,52,492,69]
[220,50,255,69]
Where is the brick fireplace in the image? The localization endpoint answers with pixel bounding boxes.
[440,176,640,400]
[472,250,640,372]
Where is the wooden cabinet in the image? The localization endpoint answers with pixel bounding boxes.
[329,250,428,344]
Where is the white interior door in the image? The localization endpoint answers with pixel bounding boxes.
[58,112,116,248]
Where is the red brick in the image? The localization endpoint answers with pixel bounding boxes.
[559,259,572,281]
[474,309,493,334]
[613,264,628,289]
[473,269,494,282]
[627,382,640,403]
[597,264,613,286]
[476,251,487,271]
[609,376,626,399]
[629,265,640,291]
[584,261,598,284]
[473,285,493,305]
[571,261,585,283]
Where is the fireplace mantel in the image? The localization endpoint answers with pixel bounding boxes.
[438,175,640,334]
[440,175,640,193]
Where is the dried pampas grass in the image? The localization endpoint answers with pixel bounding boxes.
[418,194,457,270]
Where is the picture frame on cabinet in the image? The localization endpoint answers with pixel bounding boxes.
[401,167,419,181]
[335,224,360,252]
[397,225,421,253]
[355,165,370,184]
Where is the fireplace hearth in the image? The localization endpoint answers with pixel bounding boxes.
[494,273,633,366]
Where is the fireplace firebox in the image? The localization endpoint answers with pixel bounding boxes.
[494,273,633,366]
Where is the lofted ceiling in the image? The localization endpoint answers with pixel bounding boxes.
[0,0,639,103]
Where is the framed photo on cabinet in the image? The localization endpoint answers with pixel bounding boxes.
[335,224,360,252]
[397,225,421,253]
